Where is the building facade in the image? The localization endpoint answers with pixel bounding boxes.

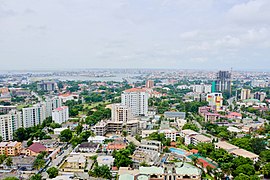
[22,104,46,128]
[52,106,69,124]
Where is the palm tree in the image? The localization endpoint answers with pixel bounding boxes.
[5,157,13,167]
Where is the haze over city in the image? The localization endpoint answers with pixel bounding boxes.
[1,0,270,70]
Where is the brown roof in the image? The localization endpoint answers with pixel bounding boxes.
[123,88,146,93]
[28,142,46,153]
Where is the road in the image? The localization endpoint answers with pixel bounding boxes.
[51,145,73,167]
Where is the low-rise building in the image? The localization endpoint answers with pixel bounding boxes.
[76,142,100,153]
[0,141,22,156]
[97,155,114,168]
[26,142,47,156]
[60,154,86,172]
[164,111,186,120]
[88,136,106,144]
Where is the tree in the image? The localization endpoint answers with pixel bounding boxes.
[182,123,199,132]
[234,173,250,180]
[89,165,112,179]
[27,140,33,147]
[59,129,73,142]
[113,149,133,168]
[47,167,59,178]
[140,161,149,167]
[0,154,7,164]
[262,163,270,178]
[260,150,270,162]
[122,130,127,137]
[5,157,12,167]
[233,164,255,177]
[13,127,28,142]
[30,174,42,180]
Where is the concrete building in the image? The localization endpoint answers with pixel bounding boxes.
[37,81,56,91]
[22,104,46,128]
[214,71,231,94]
[111,103,132,123]
[0,105,17,114]
[240,89,251,100]
[159,129,177,142]
[93,120,108,136]
[164,111,186,120]
[146,80,155,88]
[253,92,266,102]
[52,106,69,124]
[43,97,62,118]
[121,88,149,116]
[0,110,22,141]
[207,93,223,111]
[0,141,22,156]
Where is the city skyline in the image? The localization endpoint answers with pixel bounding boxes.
[1,0,270,70]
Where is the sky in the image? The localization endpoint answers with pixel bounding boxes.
[0,0,270,71]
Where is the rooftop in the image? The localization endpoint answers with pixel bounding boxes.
[28,142,46,153]
[215,141,238,151]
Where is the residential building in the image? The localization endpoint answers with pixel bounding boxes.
[207,93,223,111]
[97,156,114,167]
[43,97,62,118]
[22,104,46,128]
[240,89,251,100]
[111,103,132,123]
[0,141,22,156]
[0,105,16,114]
[37,81,56,91]
[60,154,86,172]
[146,80,154,88]
[121,88,149,116]
[131,149,159,168]
[26,142,47,156]
[159,129,177,141]
[76,142,100,153]
[88,136,106,144]
[93,120,107,136]
[54,127,68,135]
[214,71,231,94]
[0,110,22,141]
[52,106,69,124]
[164,111,186,120]
[107,142,126,153]
[253,92,266,102]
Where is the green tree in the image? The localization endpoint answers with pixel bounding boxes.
[122,130,128,137]
[262,163,270,178]
[0,154,7,164]
[13,127,28,142]
[260,150,270,162]
[89,165,112,179]
[113,149,133,168]
[47,167,59,178]
[5,157,12,167]
[233,164,255,177]
[182,123,199,132]
[59,129,73,142]
[30,174,42,180]
[234,173,250,180]
[27,140,33,147]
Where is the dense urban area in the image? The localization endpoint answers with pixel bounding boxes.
[0,69,270,180]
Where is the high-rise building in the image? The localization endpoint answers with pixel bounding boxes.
[22,104,46,128]
[240,89,251,100]
[0,110,22,141]
[43,97,62,118]
[215,71,231,94]
[121,88,149,116]
[37,81,56,91]
[253,92,266,102]
[52,106,69,124]
[207,93,223,111]
[111,103,132,123]
[146,80,154,89]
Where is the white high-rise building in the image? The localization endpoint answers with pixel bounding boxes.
[22,104,46,128]
[111,103,132,123]
[0,110,22,141]
[43,97,62,118]
[52,106,69,124]
[240,89,251,100]
[121,88,149,116]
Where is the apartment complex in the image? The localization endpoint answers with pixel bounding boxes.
[22,104,46,128]
[206,93,223,111]
[111,103,132,123]
[214,71,231,94]
[121,88,149,116]
[0,141,22,156]
[52,106,69,124]
[240,89,251,100]
[43,97,62,118]
[0,110,22,141]
[37,81,56,91]
[146,80,154,88]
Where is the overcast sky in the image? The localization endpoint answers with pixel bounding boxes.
[0,0,270,71]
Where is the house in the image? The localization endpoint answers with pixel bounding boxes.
[106,142,126,153]
[60,154,86,172]
[88,136,106,144]
[8,156,35,171]
[97,156,114,168]
[131,150,160,168]
[164,111,186,120]
[54,127,68,135]
[159,129,177,141]
[76,142,100,153]
[26,142,47,156]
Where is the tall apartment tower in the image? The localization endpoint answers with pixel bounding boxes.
[111,103,132,123]
[240,89,251,100]
[121,88,149,116]
[215,71,232,94]
[22,104,46,128]
[52,106,69,124]
[43,97,62,118]
[146,80,154,88]
[0,110,22,141]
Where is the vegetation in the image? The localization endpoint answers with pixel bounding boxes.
[33,151,47,170]
[47,167,59,178]
[147,132,171,146]
[182,123,199,132]
[89,165,112,179]
[59,129,73,142]
[30,174,42,180]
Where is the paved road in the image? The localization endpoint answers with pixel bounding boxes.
[51,145,73,167]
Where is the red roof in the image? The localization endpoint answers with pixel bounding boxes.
[28,142,46,153]
[124,88,146,93]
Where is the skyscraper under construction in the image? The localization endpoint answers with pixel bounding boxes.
[214,71,232,95]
